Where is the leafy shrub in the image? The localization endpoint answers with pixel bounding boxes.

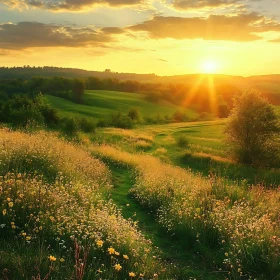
[217,103,230,118]
[40,105,60,126]
[110,112,133,129]
[60,117,79,137]
[176,134,190,148]
[78,117,96,133]
[10,109,45,128]
[0,93,60,128]
[127,107,140,121]
[97,118,109,128]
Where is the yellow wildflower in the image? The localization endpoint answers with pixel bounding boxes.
[26,236,31,241]
[8,202,13,208]
[2,209,7,216]
[97,269,102,273]
[96,240,104,248]
[49,255,56,262]
[114,264,122,271]
[7,198,11,202]
[19,194,24,199]
[129,272,136,277]
[114,251,120,256]
[123,254,129,260]
[108,247,115,255]
[60,258,65,263]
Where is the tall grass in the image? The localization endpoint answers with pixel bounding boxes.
[0,129,164,279]
[91,144,280,280]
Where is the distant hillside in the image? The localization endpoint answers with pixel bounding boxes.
[1,66,279,85]
[0,66,157,82]
[1,66,280,109]
[47,90,198,121]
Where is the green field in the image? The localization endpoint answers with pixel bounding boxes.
[47,90,197,120]
[1,93,280,280]
[93,120,280,186]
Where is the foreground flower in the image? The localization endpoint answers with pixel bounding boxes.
[108,247,115,255]
[129,272,136,277]
[114,264,122,271]
[96,240,104,248]
[49,255,56,262]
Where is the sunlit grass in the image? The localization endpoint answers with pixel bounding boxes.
[91,142,280,279]
[0,129,165,279]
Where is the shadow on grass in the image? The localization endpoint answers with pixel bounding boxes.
[179,152,280,187]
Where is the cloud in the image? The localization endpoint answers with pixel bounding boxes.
[0,0,146,11]
[0,21,125,50]
[269,38,280,43]
[128,13,280,42]
[171,0,242,10]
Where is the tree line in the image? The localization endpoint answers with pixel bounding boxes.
[0,76,233,117]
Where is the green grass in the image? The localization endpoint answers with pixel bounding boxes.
[112,120,280,186]
[105,162,225,280]
[47,90,197,121]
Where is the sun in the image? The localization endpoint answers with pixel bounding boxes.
[201,60,218,74]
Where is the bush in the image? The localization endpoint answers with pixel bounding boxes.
[40,105,60,126]
[96,118,109,128]
[217,103,230,118]
[10,109,45,128]
[110,112,133,129]
[60,117,79,136]
[176,134,190,148]
[0,93,60,128]
[225,89,280,167]
[78,118,96,133]
[127,107,140,121]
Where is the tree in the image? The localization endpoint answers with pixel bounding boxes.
[217,103,230,118]
[225,89,280,167]
[127,108,140,121]
[72,79,85,103]
[217,95,230,118]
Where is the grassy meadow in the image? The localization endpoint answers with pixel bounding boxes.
[1,90,280,280]
[46,90,198,121]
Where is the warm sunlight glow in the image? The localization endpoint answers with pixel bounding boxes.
[201,60,218,74]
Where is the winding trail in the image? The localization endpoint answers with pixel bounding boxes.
[107,163,225,280]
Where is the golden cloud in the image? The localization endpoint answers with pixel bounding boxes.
[0,22,124,49]
[0,0,146,11]
[128,13,280,42]
[171,0,242,10]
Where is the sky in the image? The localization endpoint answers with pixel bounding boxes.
[0,0,280,76]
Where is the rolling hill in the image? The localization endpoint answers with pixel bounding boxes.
[46,90,198,120]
